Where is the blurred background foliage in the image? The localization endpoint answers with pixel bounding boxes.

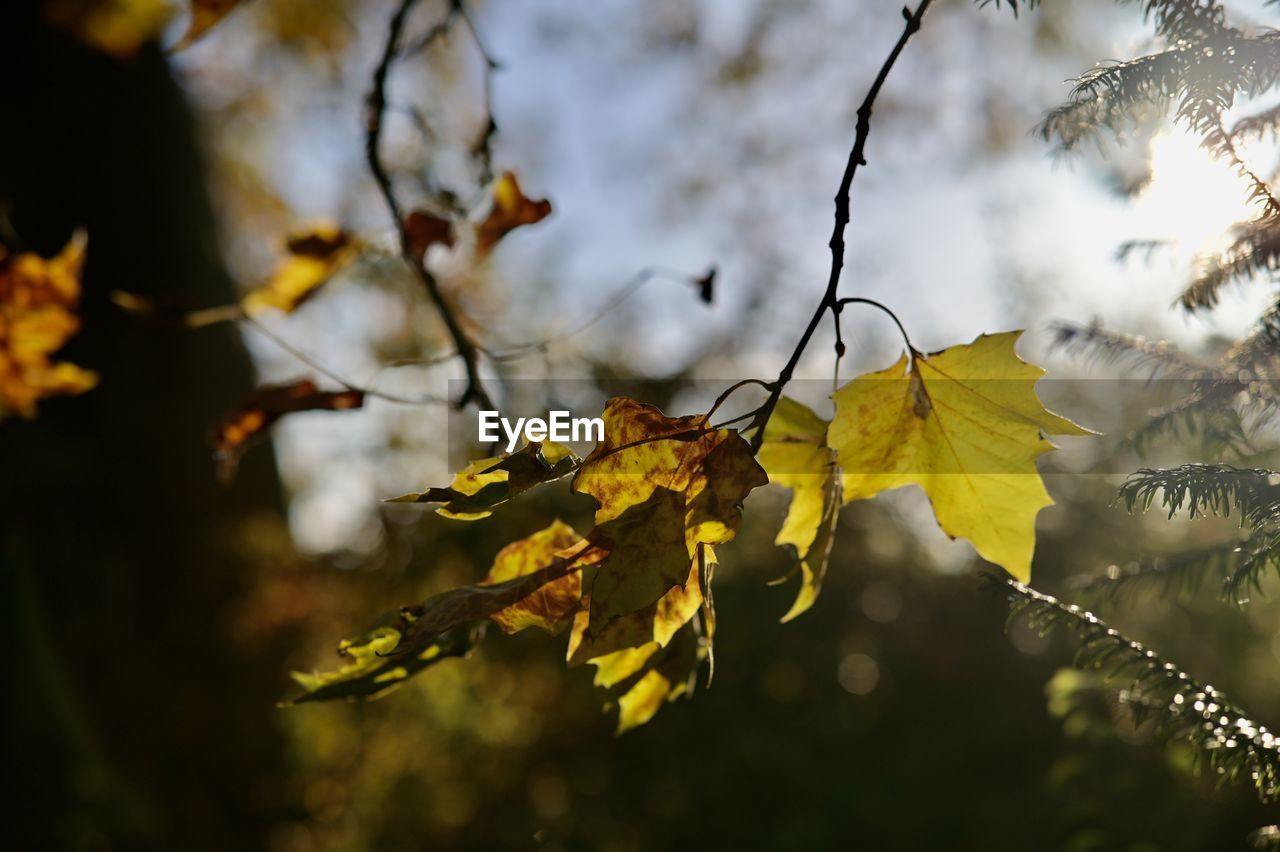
[1,0,1277,850]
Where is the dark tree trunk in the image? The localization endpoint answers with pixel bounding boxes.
[1,6,298,849]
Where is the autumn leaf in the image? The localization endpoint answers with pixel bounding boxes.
[566,544,706,673]
[0,232,98,418]
[474,171,552,256]
[829,331,1090,581]
[404,209,455,267]
[482,520,586,635]
[610,625,703,734]
[284,622,477,705]
[175,0,246,50]
[212,379,363,478]
[571,397,766,628]
[387,441,579,519]
[241,225,359,316]
[45,0,173,59]
[757,397,842,622]
[566,550,707,734]
[287,547,594,704]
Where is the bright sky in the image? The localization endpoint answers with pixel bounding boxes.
[177,0,1279,553]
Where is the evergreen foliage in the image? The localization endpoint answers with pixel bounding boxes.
[987,0,1279,843]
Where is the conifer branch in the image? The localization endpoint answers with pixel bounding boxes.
[1183,215,1280,311]
[995,579,1279,802]
[1049,321,1214,380]
[1081,465,1280,601]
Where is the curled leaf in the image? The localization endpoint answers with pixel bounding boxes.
[757,397,842,621]
[285,622,476,705]
[691,267,716,304]
[387,441,579,519]
[475,171,552,256]
[0,232,98,418]
[566,545,705,670]
[611,625,702,734]
[287,547,594,704]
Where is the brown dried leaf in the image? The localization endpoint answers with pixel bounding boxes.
[474,171,552,257]
[212,379,363,477]
[404,210,455,267]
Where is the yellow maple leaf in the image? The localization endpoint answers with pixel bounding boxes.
[0,233,98,418]
[241,225,359,316]
[758,397,842,621]
[829,331,1090,581]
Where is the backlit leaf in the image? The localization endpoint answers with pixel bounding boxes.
[566,545,705,672]
[0,232,98,418]
[474,171,552,257]
[612,626,702,734]
[387,441,579,519]
[285,622,476,705]
[758,397,842,621]
[483,520,585,634]
[287,548,594,703]
[829,331,1090,581]
[581,488,693,630]
[572,397,766,627]
[241,226,359,316]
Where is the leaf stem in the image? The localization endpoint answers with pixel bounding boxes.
[837,297,918,358]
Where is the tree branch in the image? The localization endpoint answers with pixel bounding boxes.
[366,0,495,410]
[748,2,933,449]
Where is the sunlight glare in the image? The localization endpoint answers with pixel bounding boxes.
[1130,129,1260,258]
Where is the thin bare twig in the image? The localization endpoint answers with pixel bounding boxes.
[483,266,715,360]
[746,2,933,450]
[243,315,449,406]
[366,0,495,410]
[457,0,500,184]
